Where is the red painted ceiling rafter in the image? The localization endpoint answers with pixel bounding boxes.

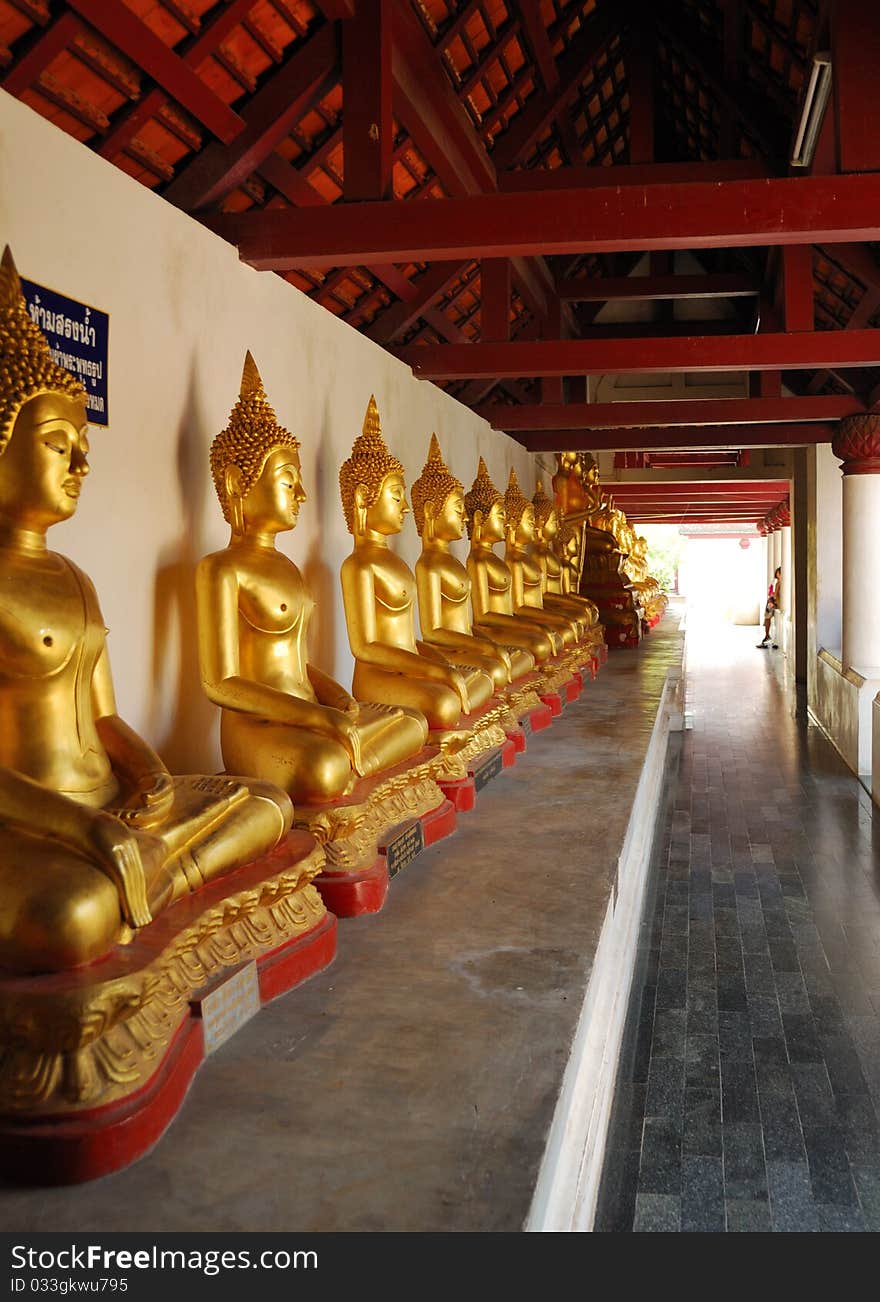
[490,5,623,170]
[206,172,880,269]
[64,0,244,143]
[498,159,781,193]
[97,0,262,162]
[1,10,82,96]
[516,422,835,452]
[165,22,339,211]
[389,0,556,324]
[556,273,759,302]
[478,397,855,430]
[396,331,880,381]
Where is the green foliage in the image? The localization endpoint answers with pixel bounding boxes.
[639,524,686,591]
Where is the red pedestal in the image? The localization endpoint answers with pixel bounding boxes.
[564,676,581,702]
[421,797,456,846]
[501,737,516,768]
[506,726,527,753]
[438,774,475,811]
[539,691,563,716]
[315,857,389,918]
[0,911,337,1186]
[527,701,554,732]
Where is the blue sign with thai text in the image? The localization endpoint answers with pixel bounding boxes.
[20,278,109,427]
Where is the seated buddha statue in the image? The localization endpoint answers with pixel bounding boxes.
[530,481,600,635]
[412,434,535,692]
[339,398,494,731]
[557,518,587,596]
[196,354,429,804]
[464,458,561,663]
[0,249,292,974]
[503,469,581,648]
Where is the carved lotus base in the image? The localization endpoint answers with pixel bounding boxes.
[0,831,334,1183]
[313,794,458,916]
[294,746,451,880]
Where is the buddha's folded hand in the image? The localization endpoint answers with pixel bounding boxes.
[115,771,176,830]
[85,812,164,928]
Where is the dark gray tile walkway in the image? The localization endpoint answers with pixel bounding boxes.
[596,616,880,1233]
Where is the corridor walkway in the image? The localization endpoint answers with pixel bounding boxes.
[597,612,880,1232]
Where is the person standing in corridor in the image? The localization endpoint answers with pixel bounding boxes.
[757,567,781,649]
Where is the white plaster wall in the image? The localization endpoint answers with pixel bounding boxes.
[0,91,541,771]
[814,651,862,775]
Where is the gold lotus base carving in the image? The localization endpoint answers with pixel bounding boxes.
[295,747,452,876]
[433,698,509,771]
[0,832,326,1117]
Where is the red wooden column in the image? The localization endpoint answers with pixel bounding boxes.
[782,246,814,332]
[343,0,393,200]
[481,259,511,342]
[541,299,563,404]
[627,20,655,165]
[833,0,880,173]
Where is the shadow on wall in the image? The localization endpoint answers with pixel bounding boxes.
[303,394,336,673]
[148,362,218,772]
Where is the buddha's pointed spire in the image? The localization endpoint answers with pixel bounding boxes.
[532,477,554,527]
[464,454,504,530]
[240,349,264,400]
[504,466,530,522]
[0,244,86,452]
[362,393,382,440]
[209,351,299,525]
[411,432,463,537]
[0,245,22,313]
[339,394,405,534]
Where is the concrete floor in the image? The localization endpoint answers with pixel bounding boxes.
[0,622,681,1232]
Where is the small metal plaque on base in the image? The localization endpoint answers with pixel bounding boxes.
[380,818,425,878]
[470,746,504,792]
[192,961,261,1055]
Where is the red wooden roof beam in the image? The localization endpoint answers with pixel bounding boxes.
[208,172,880,268]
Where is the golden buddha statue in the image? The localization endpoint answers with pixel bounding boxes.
[0,250,294,976]
[531,479,600,637]
[412,434,535,691]
[503,469,581,648]
[339,398,495,732]
[196,355,430,806]
[464,458,562,664]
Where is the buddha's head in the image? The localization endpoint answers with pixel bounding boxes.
[504,468,535,545]
[411,433,465,543]
[464,456,506,544]
[210,352,304,539]
[340,396,408,539]
[532,479,559,542]
[0,246,89,531]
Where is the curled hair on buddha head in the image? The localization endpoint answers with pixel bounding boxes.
[464,456,504,538]
[504,467,532,528]
[410,433,464,537]
[339,394,405,534]
[0,245,87,455]
[531,478,556,530]
[210,351,300,525]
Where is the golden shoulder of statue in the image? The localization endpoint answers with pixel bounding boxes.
[0,250,293,975]
[196,355,428,802]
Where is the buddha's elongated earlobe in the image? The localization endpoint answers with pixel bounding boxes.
[224,464,245,536]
